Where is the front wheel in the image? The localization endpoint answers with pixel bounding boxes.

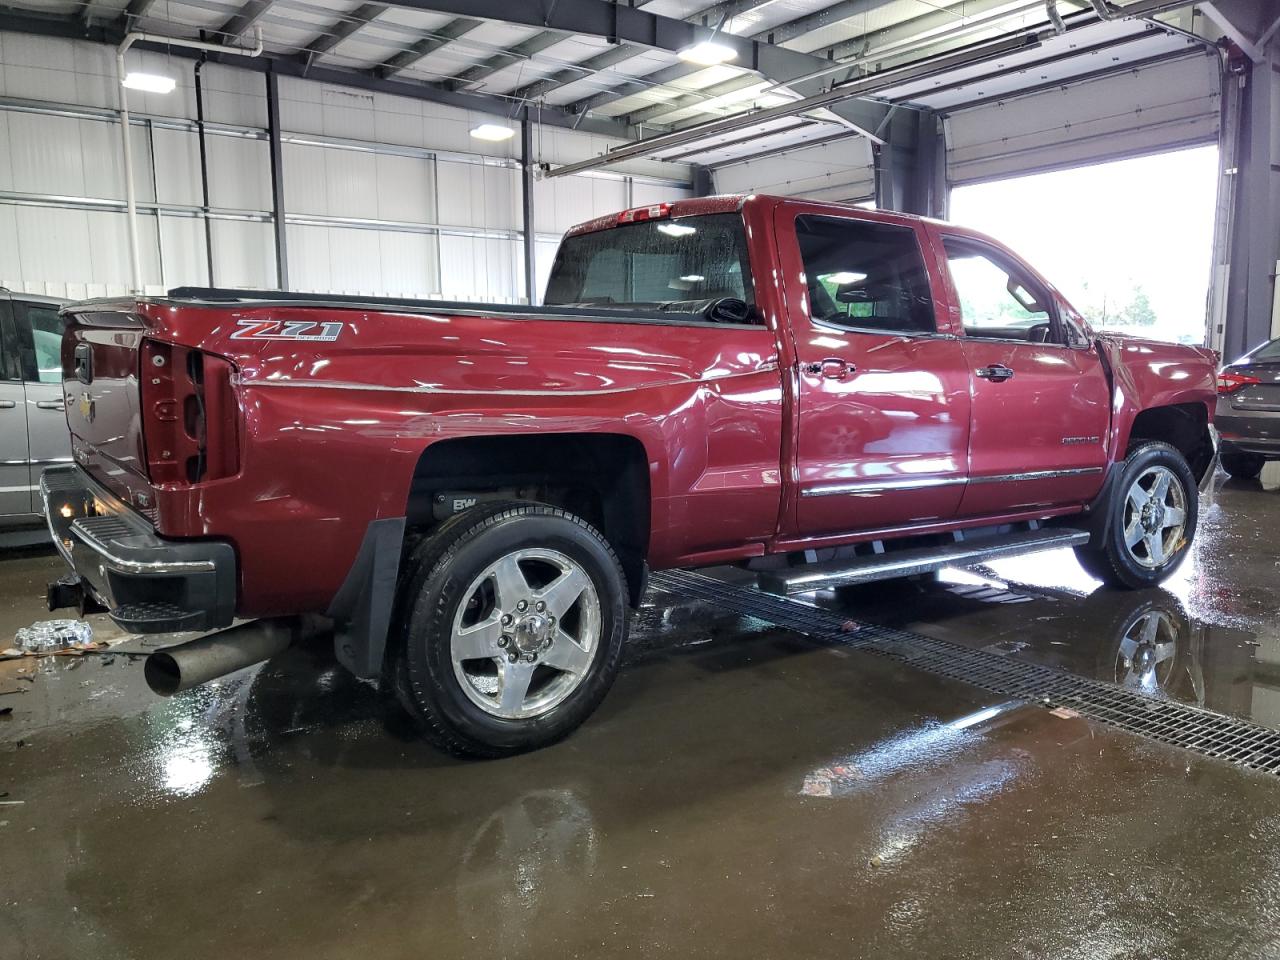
[394,502,628,758]
[1074,441,1198,589]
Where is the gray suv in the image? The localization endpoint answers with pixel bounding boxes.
[1,290,72,531]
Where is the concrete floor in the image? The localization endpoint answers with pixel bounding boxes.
[4,469,1280,959]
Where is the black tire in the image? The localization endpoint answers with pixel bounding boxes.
[1073,441,1198,590]
[1221,449,1266,480]
[392,501,628,758]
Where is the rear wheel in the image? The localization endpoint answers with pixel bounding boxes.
[393,502,628,758]
[1221,449,1265,480]
[1074,441,1197,589]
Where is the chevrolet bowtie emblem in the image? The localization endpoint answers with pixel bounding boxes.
[78,392,95,423]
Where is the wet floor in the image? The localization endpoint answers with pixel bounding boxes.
[3,469,1280,959]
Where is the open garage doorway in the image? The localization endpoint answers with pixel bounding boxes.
[949,145,1219,346]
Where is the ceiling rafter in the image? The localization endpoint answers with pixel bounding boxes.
[0,7,633,138]
[217,0,275,44]
[374,17,484,77]
[509,0,775,104]
[375,0,895,136]
[298,2,389,62]
[568,0,908,120]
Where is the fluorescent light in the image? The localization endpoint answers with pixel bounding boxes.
[823,271,867,285]
[122,72,176,94]
[677,40,737,66]
[656,222,696,238]
[679,274,705,282]
[470,123,515,142]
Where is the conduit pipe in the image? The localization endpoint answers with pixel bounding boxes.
[116,26,264,292]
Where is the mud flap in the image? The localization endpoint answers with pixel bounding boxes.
[326,517,405,679]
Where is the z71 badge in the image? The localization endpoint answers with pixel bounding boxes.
[231,319,345,342]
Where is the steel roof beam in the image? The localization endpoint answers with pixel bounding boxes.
[299,3,388,62]
[376,17,485,77]
[217,0,275,43]
[384,0,881,131]
[0,9,634,138]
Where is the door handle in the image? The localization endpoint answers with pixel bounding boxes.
[976,364,1014,383]
[0,400,15,409]
[804,357,856,381]
[35,400,66,411]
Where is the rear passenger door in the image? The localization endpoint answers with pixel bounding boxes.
[0,296,32,517]
[11,299,71,512]
[776,207,972,540]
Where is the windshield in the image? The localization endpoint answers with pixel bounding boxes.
[544,213,755,312]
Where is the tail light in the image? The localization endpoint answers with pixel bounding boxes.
[1217,372,1260,395]
[140,339,240,484]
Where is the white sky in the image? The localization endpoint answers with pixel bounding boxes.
[949,145,1219,344]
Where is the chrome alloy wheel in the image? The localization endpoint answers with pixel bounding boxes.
[450,548,601,720]
[1114,609,1177,695]
[1121,465,1188,569]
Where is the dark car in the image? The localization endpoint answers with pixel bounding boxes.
[1216,337,1280,479]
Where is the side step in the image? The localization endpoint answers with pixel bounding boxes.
[757,528,1090,596]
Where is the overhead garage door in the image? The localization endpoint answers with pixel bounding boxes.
[946,51,1220,185]
[714,137,876,203]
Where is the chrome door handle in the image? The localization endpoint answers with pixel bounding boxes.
[0,400,14,409]
[35,400,65,410]
[976,364,1014,383]
[804,357,856,381]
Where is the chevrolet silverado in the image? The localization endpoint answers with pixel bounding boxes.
[41,195,1218,756]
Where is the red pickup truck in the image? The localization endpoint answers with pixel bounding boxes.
[42,194,1218,756]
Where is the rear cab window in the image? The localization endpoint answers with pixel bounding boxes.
[794,215,937,336]
[544,213,759,323]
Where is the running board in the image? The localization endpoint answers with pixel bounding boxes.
[757,528,1090,596]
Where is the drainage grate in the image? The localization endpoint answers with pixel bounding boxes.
[650,569,1280,776]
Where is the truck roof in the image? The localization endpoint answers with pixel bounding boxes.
[563,193,943,238]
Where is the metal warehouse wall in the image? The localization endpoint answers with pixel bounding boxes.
[945,50,1221,184]
[712,137,876,203]
[0,31,691,302]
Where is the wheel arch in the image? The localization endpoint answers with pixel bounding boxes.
[406,432,652,606]
[1122,402,1216,484]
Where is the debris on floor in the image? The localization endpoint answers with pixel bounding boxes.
[4,619,107,659]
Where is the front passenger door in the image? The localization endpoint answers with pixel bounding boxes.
[936,231,1111,516]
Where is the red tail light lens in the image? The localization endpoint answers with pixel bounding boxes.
[140,339,239,484]
[1217,372,1260,395]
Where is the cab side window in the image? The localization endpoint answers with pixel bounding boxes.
[796,216,936,335]
[13,301,65,384]
[943,239,1059,344]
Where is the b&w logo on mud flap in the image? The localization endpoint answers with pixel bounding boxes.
[231,319,345,342]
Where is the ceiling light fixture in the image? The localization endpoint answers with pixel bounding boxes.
[122,71,177,94]
[677,39,737,66]
[470,123,515,142]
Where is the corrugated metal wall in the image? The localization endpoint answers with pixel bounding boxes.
[0,31,691,303]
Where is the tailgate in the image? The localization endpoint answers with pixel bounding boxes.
[62,306,157,516]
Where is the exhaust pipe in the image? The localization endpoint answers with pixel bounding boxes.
[144,619,297,696]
